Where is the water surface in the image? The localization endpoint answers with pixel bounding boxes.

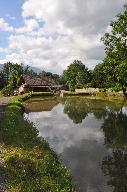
[25,98,127,192]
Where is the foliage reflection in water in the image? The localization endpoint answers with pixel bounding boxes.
[25,98,127,192]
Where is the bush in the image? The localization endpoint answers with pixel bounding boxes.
[1,84,13,96]
[111,84,122,92]
[0,91,3,97]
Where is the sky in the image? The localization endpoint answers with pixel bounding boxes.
[0,0,126,74]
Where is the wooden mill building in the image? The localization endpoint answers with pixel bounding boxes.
[19,75,63,94]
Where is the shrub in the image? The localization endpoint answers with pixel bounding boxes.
[0,91,3,97]
[1,84,14,96]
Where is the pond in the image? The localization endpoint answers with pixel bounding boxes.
[25,97,127,192]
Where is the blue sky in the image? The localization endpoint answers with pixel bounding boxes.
[0,0,23,58]
[0,0,23,26]
[0,0,126,73]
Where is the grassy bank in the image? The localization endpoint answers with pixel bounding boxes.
[60,91,90,97]
[0,91,3,98]
[61,91,125,100]
[2,94,74,192]
[10,92,53,102]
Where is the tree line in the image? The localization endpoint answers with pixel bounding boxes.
[0,5,127,96]
[0,62,64,95]
[63,5,127,96]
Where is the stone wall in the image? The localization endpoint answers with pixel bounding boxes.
[75,88,99,93]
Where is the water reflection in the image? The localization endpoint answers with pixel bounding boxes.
[63,98,90,124]
[25,98,127,192]
[101,109,127,147]
[25,97,59,112]
[102,147,127,192]
[100,105,127,192]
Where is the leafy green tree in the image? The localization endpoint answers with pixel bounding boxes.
[91,64,106,88]
[2,62,24,87]
[39,71,65,84]
[40,71,53,77]
[101,5,127,96]
[63,60,90,91]
[1,62,37,95]
[116,61,127,94]
[23,65,37,77]
[0,71,6,90]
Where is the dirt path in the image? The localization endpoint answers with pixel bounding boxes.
[0,97,13,106]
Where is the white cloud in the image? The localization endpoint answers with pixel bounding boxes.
[15,19,39,33]
[6,33,103,73]
[25,104,104,154]
[0,0,126,73]
[0,18,14,32]
[22,0,126,35]
[0,47,8,53]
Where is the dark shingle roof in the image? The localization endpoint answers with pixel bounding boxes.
[22,75,57,86]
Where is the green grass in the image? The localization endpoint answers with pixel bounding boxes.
[61,91,90,97]
[61,91,125,100]
[1,95,74,192]
[0,90,3,98]
[9,92,53,104]
[96,92,124,99]
[26,96,57,103]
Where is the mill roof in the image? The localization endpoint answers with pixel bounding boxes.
[22,75,57,86]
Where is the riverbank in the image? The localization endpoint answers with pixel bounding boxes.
[60,91,125,100]
[1,93,74,192]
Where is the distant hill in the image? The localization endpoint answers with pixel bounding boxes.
[0,64,3,70]
[0,64,41,74]
[30,66,41,74]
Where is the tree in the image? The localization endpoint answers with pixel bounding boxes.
[91,64,106,88]
[2,62,24,87]
[63,60,90,91]
[1,62,37,95]
[0,71,6,90]
[101,5,127,96]
[23,65,37,76]
[39,70,64,84]
[116,61,127,95]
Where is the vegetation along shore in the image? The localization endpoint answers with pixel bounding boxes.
[0,93,74,192]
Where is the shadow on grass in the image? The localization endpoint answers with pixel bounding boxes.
[0,165,6,192]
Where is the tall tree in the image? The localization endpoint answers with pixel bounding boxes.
[1,62,37,95]
[63,60,90,91]
[101,5,127,96]
[39,70,64,84]
[0,71,6,90]
[91,64,106,88]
